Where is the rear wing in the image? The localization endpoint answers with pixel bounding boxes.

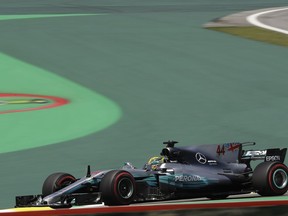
[241,147,287,163]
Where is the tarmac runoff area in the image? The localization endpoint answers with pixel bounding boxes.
[204,7,288,35]
[0,5,287,216]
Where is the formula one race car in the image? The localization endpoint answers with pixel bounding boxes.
[16,141,288,208]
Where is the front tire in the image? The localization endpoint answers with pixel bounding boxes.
[100,170,136,205]
[252,162,288,196]
[42,172,76,197]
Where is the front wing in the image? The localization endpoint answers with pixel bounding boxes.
[15,193,102,208]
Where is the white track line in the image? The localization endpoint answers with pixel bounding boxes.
[246,7,288,35]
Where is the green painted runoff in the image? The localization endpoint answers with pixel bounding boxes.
[0,51,121,153]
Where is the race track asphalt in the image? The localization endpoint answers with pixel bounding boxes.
[0,0,288,209]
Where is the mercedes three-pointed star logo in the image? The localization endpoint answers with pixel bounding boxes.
[195,152,207,164]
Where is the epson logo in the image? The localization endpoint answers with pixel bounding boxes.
[265,155,281,161]
[175,175,202,182]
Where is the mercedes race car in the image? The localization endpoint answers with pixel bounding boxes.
[16,141,288,208]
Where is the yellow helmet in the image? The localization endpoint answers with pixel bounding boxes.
[147,156,164,170]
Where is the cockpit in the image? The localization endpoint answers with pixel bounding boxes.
[143,156,165,171]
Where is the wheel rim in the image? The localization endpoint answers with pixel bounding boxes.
[117,177,134,199]
[272,168,288,189]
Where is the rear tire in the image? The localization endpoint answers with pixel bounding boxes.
[42,172,76,197]
[100,170,136,205]
[252,162,288,196]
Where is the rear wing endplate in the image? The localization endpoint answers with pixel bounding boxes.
[241,148,287,163]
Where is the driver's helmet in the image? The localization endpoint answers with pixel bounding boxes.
[146,156,165,170]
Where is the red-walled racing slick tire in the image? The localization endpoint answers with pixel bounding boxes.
[42,172,76,197]
[100,170,136,205]
[252,162,288,196]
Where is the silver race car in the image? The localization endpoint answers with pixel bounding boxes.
[16,141,288,208]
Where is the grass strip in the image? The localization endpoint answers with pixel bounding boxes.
[207,26,288,47]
